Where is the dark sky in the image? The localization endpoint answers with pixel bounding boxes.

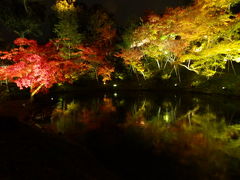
[80,0,193,23]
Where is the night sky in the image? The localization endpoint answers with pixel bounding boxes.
[80,0,193,23]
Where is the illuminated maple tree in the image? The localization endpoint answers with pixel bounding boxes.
[116,48,146,77]
[0,38,90,96]
[81,7,116,82]
[53,1,115,83]
[119,0,240,77]
[0,36,115,95]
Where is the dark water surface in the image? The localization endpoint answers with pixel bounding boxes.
[2,91,240,179]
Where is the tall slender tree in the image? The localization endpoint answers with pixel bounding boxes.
[54,0,82,59]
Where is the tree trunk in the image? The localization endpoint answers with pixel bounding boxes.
[31,84,44,97]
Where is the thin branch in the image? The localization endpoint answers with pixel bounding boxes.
[179,64,198,73]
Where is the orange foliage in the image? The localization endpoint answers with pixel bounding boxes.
[97,65,115,83]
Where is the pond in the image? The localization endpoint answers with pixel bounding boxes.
[1,91,240,179]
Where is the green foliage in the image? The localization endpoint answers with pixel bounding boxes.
[0,6,42,38]
[120,23,139,49]
[53,0,82,59]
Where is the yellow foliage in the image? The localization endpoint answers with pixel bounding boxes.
[124,0,240,77]
[55,0,76,12]
[180,41,240,62]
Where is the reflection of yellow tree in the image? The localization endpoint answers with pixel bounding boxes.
[123,100,240,178]
[124,99,178,128]
[51,100,81,133]
[124,100,149,127]
[159,101,177,123]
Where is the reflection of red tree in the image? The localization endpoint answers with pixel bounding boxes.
[100,97,116,112]
[79,97,116,131]
[81,108,92,124]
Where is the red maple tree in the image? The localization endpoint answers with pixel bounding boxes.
[0,38,90,96]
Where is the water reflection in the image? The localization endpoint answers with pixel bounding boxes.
[30,92,240,179]
[40,92,240,142]
[49,95,117,134]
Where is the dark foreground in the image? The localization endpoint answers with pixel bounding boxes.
[2,117,239,180]
[0,117,119,180]
[1,91,240,180]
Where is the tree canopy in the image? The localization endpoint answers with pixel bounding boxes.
[1,0,240,95]
[119,0,240,77]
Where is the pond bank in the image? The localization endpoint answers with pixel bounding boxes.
[0,116,120,180]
